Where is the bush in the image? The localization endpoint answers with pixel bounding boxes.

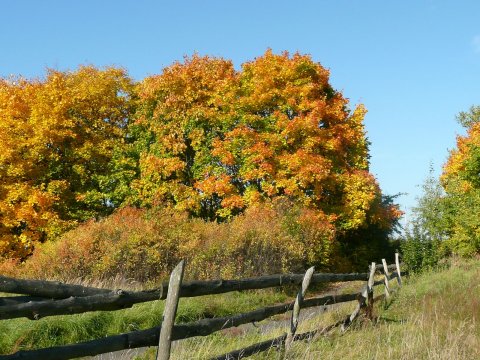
[4,201,336,283]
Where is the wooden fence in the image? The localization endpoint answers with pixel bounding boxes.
[0,253,404,360]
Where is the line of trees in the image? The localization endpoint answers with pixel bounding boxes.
[0,50,401,268]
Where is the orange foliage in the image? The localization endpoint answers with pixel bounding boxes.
[132,50,395,235]
[442,121,480,188]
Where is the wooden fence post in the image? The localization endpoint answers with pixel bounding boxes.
[156,260,185,360]
[395,253,402,287]
[284,266,315,356]
[365,262,376,321]
[341,262,374,331]
[381,258,391,300]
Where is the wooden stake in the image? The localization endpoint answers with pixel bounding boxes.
[365,262,376,320]
[157,260,185,360]
[395,253,402,287]
[284,266,314,355]
[382,259,391,300]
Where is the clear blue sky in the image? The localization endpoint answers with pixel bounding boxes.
[2,0,480,224]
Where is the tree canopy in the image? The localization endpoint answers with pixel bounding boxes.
[0,50,401,261]
[130,50,400,233]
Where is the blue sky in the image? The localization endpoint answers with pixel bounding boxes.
[2,0,479,224]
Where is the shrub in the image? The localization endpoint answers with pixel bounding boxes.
[4,202,336,283]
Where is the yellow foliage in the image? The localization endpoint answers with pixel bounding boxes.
[0,66,134,258]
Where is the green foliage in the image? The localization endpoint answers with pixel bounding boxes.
[336,194,402,272]
[442,182,480,256]
[412,169,450,242]
[400,171,446,272]
[456,105,480,128]
[401,224,442,273]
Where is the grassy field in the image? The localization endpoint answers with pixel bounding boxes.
[281,258,480,360]
[2,259,480,359]
[142,258,480,359]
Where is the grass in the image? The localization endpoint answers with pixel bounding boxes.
[2,259,480,359]
[285,259,480,360]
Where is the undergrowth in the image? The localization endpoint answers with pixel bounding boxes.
[0,203,337,283]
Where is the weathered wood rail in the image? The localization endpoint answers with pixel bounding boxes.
[0,270,396,320]
[0,255,403,360]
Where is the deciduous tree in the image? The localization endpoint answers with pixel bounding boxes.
[441,106,480,255]
[132,50,400,239]
[0,67,134,258]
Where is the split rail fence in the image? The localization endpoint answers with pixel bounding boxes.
[0,253,404,360]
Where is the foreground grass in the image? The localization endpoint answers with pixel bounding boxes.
[284,259,480,360]
[138,259,480,359]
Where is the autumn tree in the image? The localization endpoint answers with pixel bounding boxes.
[440,105,480,256]
[131,50,400,255]
[130,55,237,215]
[399,105,480,264]
[0,66,134,258]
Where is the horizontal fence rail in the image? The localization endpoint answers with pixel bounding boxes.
[0,276,112,298]
[1,269,397,299]
[0,271,397,321]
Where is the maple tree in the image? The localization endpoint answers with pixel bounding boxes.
[132,50,400,235]
[0,66,134,258]
[130,55,236,216]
